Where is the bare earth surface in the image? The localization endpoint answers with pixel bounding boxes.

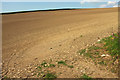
[2,8,118,78]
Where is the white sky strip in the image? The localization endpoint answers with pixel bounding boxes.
[99,1,118,8]
[1,0,120,2]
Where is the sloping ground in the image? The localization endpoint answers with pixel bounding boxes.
[2,8,118,78]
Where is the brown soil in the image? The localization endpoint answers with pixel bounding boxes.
[2,8,118,78]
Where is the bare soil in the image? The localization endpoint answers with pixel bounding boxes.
[2,8,118,78]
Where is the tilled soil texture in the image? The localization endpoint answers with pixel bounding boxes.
[2,8,118,78]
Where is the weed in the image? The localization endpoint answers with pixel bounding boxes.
[80,35,83,37]
[78,49,86,55]
[98,61,106,65]
[57,61,73,68]
[94,62,97,65]
[88,46,101,51]
[81,74,92,79]
[78,48,94,59]
[103,33,119,57]
[84,53,93,59]
[37,72,41,77]
[4,76,8,78]
[68,65,74,68]
[111,68,116,73]
[58,61,67,65]
[96,55,101,58]
[41,62,47,67]
[77,33,119,73]
[43,73,56,78]
[49,64,56,67]
[94,52,99,55]
[37,66,42,70]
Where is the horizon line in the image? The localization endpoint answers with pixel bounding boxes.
[1,7,118,14]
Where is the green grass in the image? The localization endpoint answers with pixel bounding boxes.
[58,61,67,65]
[68,65,74,68]
[37,72,41,77]
[37,66,42,70]
[98,61,107,65]
[78,49,94,59]
[35,60,74,78]
[43,73,57,78]
[57,61,74,68]
[77,33,119,73]
[34,61,57,78]
[80,74,93,80]
[78,33,119,58]
[88,46,101,51]
[4,76,8,78]
[78,49,86,55]
[49,64,56,67]
[102,33,119,57]
[41,61,56,67]
[41,61,47,67]
[94,52,99,55]
[84,53,93,59]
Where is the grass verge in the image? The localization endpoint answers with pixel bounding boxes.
[78,33,119,73]
[34,60,74,78]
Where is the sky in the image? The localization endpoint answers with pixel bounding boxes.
[1,0,120,13]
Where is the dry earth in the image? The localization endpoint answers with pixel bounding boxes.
[2,8,118,78]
